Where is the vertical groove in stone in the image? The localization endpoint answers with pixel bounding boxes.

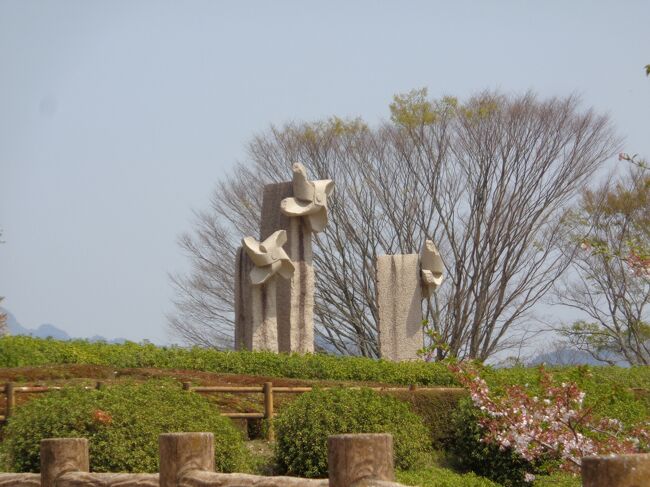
[261,182,314,353]
[234,247,253,350]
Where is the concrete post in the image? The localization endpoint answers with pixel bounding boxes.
[159,432,214,487]
[327,433,394,487]
[582,453,650,487]
[260,182,314,353]
[40,438,89,487]
[376,254,424,361]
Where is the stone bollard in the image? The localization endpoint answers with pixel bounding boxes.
[327,433,394,487]
[582,453,650,487]
[159,432,214,487]
[40,438,89,487]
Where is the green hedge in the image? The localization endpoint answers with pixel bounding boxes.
[275,388,431,478]
[397,466,501,487]
[390,389,468,447]
[0,336,456,386]
[396,468,580,487]
[0,380,249,473]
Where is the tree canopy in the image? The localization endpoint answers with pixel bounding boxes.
[169,90,620,360]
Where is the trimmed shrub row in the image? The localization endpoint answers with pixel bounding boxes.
[0,336,456,386]
[0,380,249,473]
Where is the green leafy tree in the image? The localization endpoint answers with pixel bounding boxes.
[553,165,649,365]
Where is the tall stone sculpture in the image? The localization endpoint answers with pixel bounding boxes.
[259,163,334,353]
[377,239,445,361]
[234,230,294,352]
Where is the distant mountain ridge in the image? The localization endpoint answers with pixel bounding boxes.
[0,307,126,343]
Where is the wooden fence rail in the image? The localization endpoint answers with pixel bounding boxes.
[0,382,103,424]
[1,381,463,441]
[0,433,648,486]
[0,432,407,487]
[181,382,463,441]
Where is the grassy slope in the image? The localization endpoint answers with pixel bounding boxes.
[0,337,645,487]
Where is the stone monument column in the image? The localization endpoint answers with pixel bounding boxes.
[234,230,294,352]
[260,163,334,353]
[377,240,444,361]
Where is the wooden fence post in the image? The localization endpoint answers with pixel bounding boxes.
[40,438,89,487]
[327,433,394,487]
[5,382,14,420]
[159,432,214,487]
[582,453,650,487]
[263,381,274,441]
[182,381,191,391]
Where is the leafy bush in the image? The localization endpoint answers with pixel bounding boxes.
[275,388,431,478]
[396,467,580,487]
[0,380,248,473]
[390,389,467,448]
[448,363,650,487]
[481,365,650,426]
[448,397,535,487]
[397,466,501,487]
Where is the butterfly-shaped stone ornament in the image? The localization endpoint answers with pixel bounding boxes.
[242,230,295,286]
[280,163,335,233]
[421,239,444,296]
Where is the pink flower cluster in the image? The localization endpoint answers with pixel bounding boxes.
[450,364,649,477]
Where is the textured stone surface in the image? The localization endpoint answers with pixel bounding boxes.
[327,434,395,487]
[420,240,444,297]
[235,246,280,352]
[234,246,254,350]
[280,162,334,233]
[261,182,314,353]
[582,453,650,487]
[376,254,424,361]
[249,281,279,352]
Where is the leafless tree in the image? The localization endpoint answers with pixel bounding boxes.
[552,167,650,365]
[168,90,620,360]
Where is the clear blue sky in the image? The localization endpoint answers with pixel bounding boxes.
[1,0,648,344]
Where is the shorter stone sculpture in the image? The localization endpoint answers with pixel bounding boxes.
[234,230,294,352]
[420,240,444,297]
[377,239,445,361]
[280,163,335,233]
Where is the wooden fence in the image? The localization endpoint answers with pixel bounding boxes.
[0,432,648,486]
[181,382,462,440]
[1,381,463,440]
[0,432,407,487]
